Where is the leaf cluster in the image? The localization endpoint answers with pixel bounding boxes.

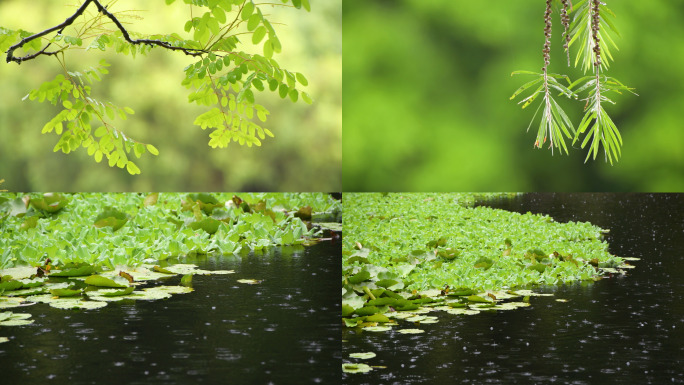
[0,192,339,269]
[2,0,312,173]
[511,1,635,163]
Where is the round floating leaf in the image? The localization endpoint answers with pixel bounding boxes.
[362,326,391,332]
[398,328,424,334]
[0,280,23,292]
[180,274,193,287]
[93,207,129,231]
[153,265,175,274]
[364,314,391,323]
[236,279,262,285]
[342,363,372,374]
[446,308,480,316]
[84,275,129,288]
[0,337,8,343]
[29,295,107,310]
[349,352,376,360]
[51,264,96,277]
[467,295,494,304]
[0,297,25,309]
[94,286,135,297]
[49,288,82,297]
[145,285,193,295]
[29,193,68,213]
[0,266,36,280]
[0,318,34,326]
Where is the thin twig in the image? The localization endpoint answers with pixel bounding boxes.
[6,0,207,64]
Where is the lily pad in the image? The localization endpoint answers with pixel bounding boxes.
[363,325,392,332]
[0,280,23,292]
[0,337,8,343]
[446,308,480,316]
[84,275,129,288]
[342,363,372,374]
[28,295,107,310]
[50,264,96,277]
[49,288,82,297]
[0,266,36,280]
[398,328,424,334]
[94,286,135,297]
[349,352,376,359]
[0,297,25,309]
[237,279,262,285]
[0,318,34,326]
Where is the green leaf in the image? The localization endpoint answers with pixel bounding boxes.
[212,7,227,23]
[241,1,254,20]
[252,26,267,45]
[51,264,96,277]
[126,161,141,175]
[247,13,261,31]
[146,144,159,156]
[295,72,308,86]
[84,275,129,288]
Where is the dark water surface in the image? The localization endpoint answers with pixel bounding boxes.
[342,193,684,384]
[1,240,341,385]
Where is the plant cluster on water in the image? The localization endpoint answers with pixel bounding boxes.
[342,193,634,331]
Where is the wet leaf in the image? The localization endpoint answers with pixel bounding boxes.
[94,286,135,296]
[349,352,376,360]
[364,314,391,323]
[362,325,392,332]
[29,193,68,213]
[189,217,221,234]
[93,207,129,231]
[153,265,175,274]
[342,363,372,374]
[0,280,23,292]
[49,288,82,297]
[236,279,261,285]
[180,274,193,286]
[0,297,25,309]
[50,264,96,277]
[398,328,424,334]
[84,275,129,288]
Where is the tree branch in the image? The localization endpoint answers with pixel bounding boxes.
[6,0,206,64]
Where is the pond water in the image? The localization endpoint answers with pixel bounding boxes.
[342,193,684,384]
[0,240,341,385]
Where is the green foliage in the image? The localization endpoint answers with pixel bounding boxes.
[343,193,624,295]
[0,192,339,269]
[511,0,635,163]
[2,0,312,174]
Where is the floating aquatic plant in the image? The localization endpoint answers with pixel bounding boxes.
[342,193,635,334]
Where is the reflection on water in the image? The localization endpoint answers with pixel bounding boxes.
[1,241,341,385]
[343,193,684,385]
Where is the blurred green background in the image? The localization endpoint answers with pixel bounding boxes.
[0,0,340,191]
[343,0,684,191]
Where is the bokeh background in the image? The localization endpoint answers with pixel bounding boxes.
[343,0,684,191]
[0,0,340,191]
